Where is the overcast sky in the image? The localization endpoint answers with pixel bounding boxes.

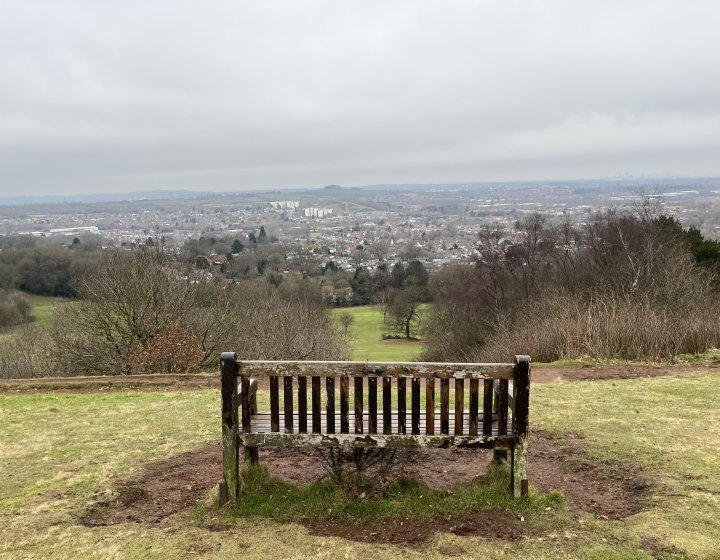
[1,1,719,196]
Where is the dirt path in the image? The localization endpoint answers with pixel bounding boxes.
[2,361,717,394]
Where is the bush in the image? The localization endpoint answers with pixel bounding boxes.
[478,293,720,363]
[424,210,720,363]
[0,291,31,329]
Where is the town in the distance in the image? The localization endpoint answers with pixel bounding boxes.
[2,178,719,289]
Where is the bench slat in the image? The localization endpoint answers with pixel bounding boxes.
[440,379,450,434]
[340,376,349,433]
[368,377,377,434]
[354,377,363,434]
[469,378,479,437]
[382,377,392,434]
[397,377,406,434]
[311,376,321,433]
[411,377,421,435]
[454,379,464,435]
[284,377,294,433]
[483,379,493,436]
[426,379,435,435]
[298,376,307,433]
[326,377,335,433]
[270,376,279,432]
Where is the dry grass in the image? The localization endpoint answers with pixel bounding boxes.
[2,372,720,559]
[479,294,720,363]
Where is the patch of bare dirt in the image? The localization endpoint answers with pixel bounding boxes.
[80,430,649,546]
[0,374,219,394]
[531,362,719,384]
[303,508,526,546]
[4,361,715,394]
[80,444,223,526]
[530,430,649,519]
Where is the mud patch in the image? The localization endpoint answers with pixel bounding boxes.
[81,431,648,538]
[303,508,526,546]
[5,362,714,394]
[81,444,223,526]
[531,430,649,519]
[530,363,717,384]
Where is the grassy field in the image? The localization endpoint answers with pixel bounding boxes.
[1,371,719,559]
[25,294,62,324]
[331,305,428,361]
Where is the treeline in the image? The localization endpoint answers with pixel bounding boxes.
[0,248,347,378]
[0,235,103,297]
[425,207,720,362]
[322,259,430,306]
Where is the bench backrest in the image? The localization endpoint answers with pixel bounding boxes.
[220,355,530,440]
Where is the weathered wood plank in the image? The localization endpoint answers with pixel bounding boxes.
[270,376,279,433]
[494,378,509,463]
[326,377,335,433]
[469,378,479,437]
[298,376,307,434]
[511,355,531,498]
[368,376,377,434]
[440,378,449,435]
[483,379,493,436]
[354,377,363,434]
[311,376,321,433]
[220,352,239,505]
[239,431,514,449]
[411,377,420,435]
[237,361,514,380]
[454,378,464,435]
[284,376,294,433]
[397,377,406,434]
[426,378,435,435]
[383,376,392,434]
[340,376,349,433]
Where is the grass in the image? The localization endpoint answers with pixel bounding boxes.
[331,305,428,361]
[226,462,561,522]
[532,371,720,557]
[1,371,719,558]
[25,294,62,325]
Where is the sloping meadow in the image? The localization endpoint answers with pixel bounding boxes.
[1,370,718,559]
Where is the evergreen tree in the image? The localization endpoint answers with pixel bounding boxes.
[258,226,268,243]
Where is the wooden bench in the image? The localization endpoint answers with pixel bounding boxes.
[219,354,531,505]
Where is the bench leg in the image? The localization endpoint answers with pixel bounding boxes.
[511,436,529,497]
[245,446,259,463]
[511,355,531,497]
[221,352,240,505]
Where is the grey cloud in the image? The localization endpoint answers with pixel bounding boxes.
[1,0,719,195]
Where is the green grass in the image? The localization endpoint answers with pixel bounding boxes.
[25,294,61,324]
[332,305,428,361]
[226,462,561,522]
[1,371,720,558]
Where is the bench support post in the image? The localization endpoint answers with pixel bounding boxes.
[220,352,239,505]
[511,355,531,497]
